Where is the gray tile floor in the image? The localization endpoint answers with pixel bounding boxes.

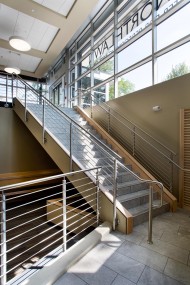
[53,208,190,285]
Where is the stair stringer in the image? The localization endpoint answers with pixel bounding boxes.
[13,99,133,234]
[76,106,177,212]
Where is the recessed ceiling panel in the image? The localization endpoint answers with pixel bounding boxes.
[0,4,58,52]
[32,0,75,16]
[0,47,41,73]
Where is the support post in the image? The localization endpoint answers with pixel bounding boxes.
[70,122,73,172]
[113,159,118,230]
[96,168,100,227]
[42,99,46,143]
[108,108,110,134]
[147,185,153,244]
[24,85,27,122]
[62,177,67,251]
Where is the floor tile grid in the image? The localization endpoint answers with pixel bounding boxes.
[54,210,190,285]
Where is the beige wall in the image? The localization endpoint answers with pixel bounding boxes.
[0,107,58,174]
[106,74,190,155]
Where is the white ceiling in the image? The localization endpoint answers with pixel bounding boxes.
[32,0,76,17]
[0,0,101,78]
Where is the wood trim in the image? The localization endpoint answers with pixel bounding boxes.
[0,168,62,186]
[181,109,190,208]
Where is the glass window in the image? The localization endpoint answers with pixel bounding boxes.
[70,57,75,69]
[118,61,152,94]
[70,68,75,83]
[157,4,190,51]
[118,1,152,43]
[77,42,91,60]
[77,55,91,77]
[69,45,75,57]
[77,73,91,90]
[77,28,91,49]
[94,58,114,87]
[93,80,114,102]
[93,2,114,33]
[118,31,151,72]
[157,42,190,83]
[94,34,114,63]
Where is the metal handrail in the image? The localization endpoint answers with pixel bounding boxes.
[13,75,122,162]
[0,168,100,192]
[1,74,170,245]
[77,89,176,155]
[0,167,101,284]
[73,90,190,193]
[13,76,164,240]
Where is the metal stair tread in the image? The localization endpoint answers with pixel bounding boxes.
[118,189,150,202]
[129,200,168,216]
[106,178,147,191]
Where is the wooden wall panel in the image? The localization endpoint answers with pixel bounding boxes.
[180,109,190,209]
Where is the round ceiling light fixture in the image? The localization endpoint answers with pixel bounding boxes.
[4,66,21,74]
[9,36,31,51]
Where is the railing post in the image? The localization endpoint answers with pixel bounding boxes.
[70,122,73,172]
[24,85,27,122]
[78,89,81,107]
[62,177,67,251]
[108,108,111,133]
[147,185,153,244]
[113,159,118,230]
[132,126,136,156]
[169,153,174,193]
[42,99,46,144]
[90,93,93,118]
[96,168,100,227]
[11,73,14,107]
[1,190,7,285]
[4,74,9,108]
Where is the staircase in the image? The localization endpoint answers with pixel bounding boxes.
[13,97,174,231]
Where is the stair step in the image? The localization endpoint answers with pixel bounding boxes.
[24,103,171,230]
[118,189,159,209]
[107,179,148,195]
[130,200,170,226]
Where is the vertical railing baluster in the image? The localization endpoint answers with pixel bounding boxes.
[11,73,14,107]
[132,126,136,156]
[96,168,100,227]
[70,122,73,172]
[62,177,67,251]
[42,99,46,144]
[4,74,8,107]
[113,159,118,230]
[1,190,7,285]
[108,108,110,134]
[90,93,93,118]
[147,185,153,244]
[170,153,174,193]
[24,85,27,122]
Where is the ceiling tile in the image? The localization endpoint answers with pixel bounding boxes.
[32,0,75,16]
[0,4,58,52]
[0,47,41,73]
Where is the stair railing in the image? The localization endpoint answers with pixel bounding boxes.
[75,89,177,192]
[0,167,101,285]
[12,75,165,240]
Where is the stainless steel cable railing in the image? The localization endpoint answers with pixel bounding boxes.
[74,89,178,192]
[12,75,165,229]
[0,72,170,283]
[0,167,101,285]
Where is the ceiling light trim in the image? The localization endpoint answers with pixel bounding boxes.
[4,66,21,74]
[9,36,31,52]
